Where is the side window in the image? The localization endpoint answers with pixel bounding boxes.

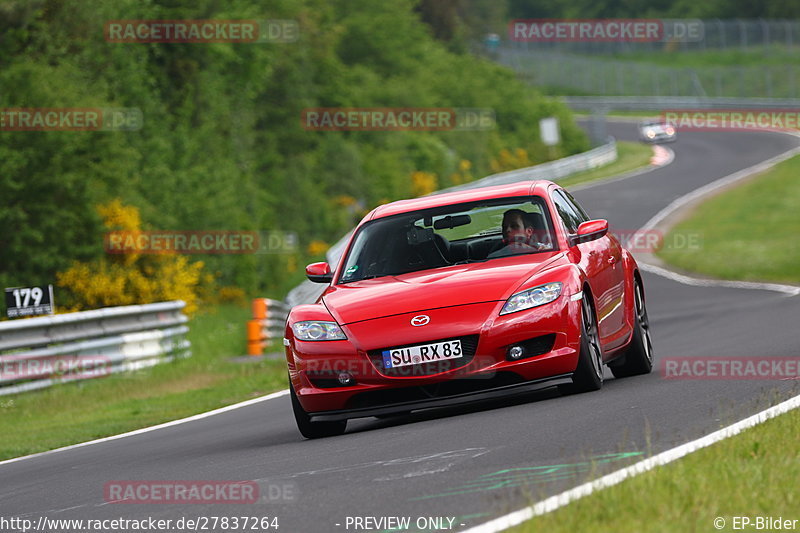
[551,190,583,234]
[560,189,590,222]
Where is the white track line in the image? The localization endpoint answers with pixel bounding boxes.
[0,390,289,468]
[640,141,800,234]
[634,135,800,296]
[0,129,671,467]
[639,262,800,296]
[0,130,793,472]
[0,139,657,468]
[571,144,675,194]
[461,392,800,533]
[459,130,800,532]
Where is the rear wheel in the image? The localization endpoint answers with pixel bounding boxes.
[610,280,653,378]
[559,294,604,395]
[290,381,347,439]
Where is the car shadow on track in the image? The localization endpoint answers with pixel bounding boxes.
[344,382,621,435]
[271,376,634,442]
[344,373,644,435]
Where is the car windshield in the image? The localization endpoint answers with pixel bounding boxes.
[338,196,554,283]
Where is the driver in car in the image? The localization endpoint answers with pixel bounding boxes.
[487,209,550,258]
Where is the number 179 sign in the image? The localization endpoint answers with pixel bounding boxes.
[5,285,55,318]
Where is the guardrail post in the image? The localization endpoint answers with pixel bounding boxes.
[246,298,290,356]
[246,319,264,356]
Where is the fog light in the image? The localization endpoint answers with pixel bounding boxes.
[508,345,524,360]
[338,372,354,386]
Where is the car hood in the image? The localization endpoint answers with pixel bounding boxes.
[323,252,563,324]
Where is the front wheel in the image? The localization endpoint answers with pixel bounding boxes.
[290,381,347,439]
[610,280,653,378]
[559,295,604,395]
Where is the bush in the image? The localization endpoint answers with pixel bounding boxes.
[56,200,207,315]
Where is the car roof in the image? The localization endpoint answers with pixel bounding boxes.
[367,180,553,220]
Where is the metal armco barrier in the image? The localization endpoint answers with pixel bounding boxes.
[247,298,290,355]
[0,301,190,396]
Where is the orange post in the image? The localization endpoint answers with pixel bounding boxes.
[246,319,264,356]
[252,298,269,320]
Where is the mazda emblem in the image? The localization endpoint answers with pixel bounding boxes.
[410,315,430,326]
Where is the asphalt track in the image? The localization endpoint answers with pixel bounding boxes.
[2,123,799,533]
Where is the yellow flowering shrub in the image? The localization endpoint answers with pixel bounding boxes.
[449,159,474,185]
[97,198,140,231]
[333,195,358,208]
[56,200,208,316]
[490,147,532,173]
[307,240,330,257]
[217,286,247,306]
[411,170,438,197]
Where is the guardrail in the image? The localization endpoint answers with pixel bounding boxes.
[246,298,290,355]
[285,137,618,307]
[0,301,190,396]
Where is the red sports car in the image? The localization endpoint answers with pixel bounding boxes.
[285,180,653,438]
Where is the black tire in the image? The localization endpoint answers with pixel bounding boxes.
[559,294,604,395]
[290,381,347,439]
[610,280,653,378]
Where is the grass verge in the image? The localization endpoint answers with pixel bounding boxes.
[0,141,654,461]
[557,141,654,189]
[657,154,800,284]
[512,404,800,533]
[0,304,289,461]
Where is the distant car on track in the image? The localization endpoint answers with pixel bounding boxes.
[285,180,653,438]
[638,119,676,143]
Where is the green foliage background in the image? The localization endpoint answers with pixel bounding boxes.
[0,0,589,300]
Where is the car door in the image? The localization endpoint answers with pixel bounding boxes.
[551,188,626,347]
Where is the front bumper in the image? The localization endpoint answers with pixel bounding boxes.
[286,296,582,417]
[641,132,676,143]
[309,372,574,422]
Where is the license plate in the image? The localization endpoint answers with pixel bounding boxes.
[382,340,463,369]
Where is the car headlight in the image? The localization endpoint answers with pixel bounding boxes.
[646,129,656,138]
[291,321,347,341]
[500,282,563,315]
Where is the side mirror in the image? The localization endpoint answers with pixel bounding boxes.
[306,262,333,283]
[569,219,609,247]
